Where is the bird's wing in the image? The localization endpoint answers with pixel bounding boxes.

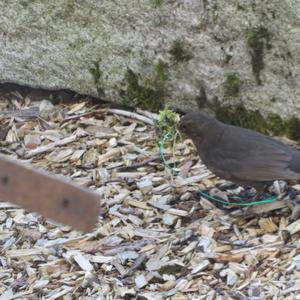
[215,126,300,182]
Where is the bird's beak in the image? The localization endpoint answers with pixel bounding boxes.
[176,122,184,135]
[176,121,187,138]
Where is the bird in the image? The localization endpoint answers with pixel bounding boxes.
[177,111,300,191]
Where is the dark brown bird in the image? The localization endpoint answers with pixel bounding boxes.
[178,111,300,191]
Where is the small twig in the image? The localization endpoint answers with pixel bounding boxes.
[98,145,134,164]
[0,107,40,120]
[111,259,127,277]
[176,172,213,187]
[0,289,34,300]
[107,108,154,126]
[47,286,74,300]
[136,108,159,121]
[230,242,285,254]
[26,134,78,157]
[62,108,105,122]
[116,155,167,171]
[127,253,148,275]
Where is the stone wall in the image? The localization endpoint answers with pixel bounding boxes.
[0,0,299,133]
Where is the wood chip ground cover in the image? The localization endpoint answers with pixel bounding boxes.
[0,95,300,299]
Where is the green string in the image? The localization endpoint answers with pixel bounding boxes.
[159,132,179,175]
[198,189,278,206]
[159,132,279,206]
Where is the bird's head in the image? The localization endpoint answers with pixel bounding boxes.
[177,111,217,139]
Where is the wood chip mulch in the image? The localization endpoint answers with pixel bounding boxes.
[1,95,300,300]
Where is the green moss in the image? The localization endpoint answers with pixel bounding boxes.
[152,0,163,7]
[157,109,179,135]
[20,1,29,7]
[122,60,169,111]
[265,113,284,136]
[215,105,268,134]
[89,61,105,97]
[123,68,164,112]
[214,104,300,140]
[237,4,245,11]
[155,60,168,83]
[69,39,85,51]
[285,117,300,140]
[224,73,241,97]
[156,109,181,150]
[247,27,271,85]
[169,40,192,63]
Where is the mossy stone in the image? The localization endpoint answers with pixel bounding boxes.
[214,104,300,141]
[265,113,285,136]
[169,39,192,63]
[89,61,105,97]
[224,73,241,97]
[285,117,300,140]
[247,27,271,85]
[152,0,163,7]
[215,105,268,133]
[155,60,168,83]
[123,68,164,112]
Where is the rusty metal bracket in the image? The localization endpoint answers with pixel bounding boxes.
[0,154,99,232]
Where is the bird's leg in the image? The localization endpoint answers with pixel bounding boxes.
[250,191,263,202]
[251,183,271,202]
[282,182,300,220]
[248,183,282,202]
[251,181,288,203]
